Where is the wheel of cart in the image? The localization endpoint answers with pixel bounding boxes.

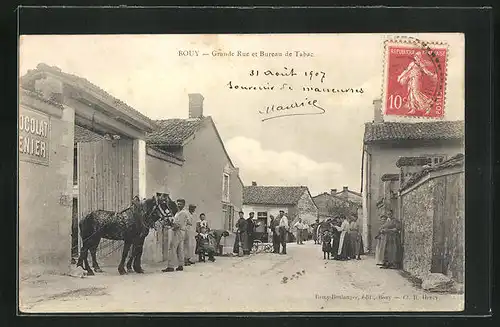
[251,239,263,254]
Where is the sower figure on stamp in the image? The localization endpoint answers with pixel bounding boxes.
[162,199,188,272]
[397,51,437,115]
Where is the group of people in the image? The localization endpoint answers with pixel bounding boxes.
[374,212,403,269]
[234,210,291,255]
[316,215,364,261]
[161,199,229,273]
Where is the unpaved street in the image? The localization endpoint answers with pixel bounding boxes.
[20,241,463,312]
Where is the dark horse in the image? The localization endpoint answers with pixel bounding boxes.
[77,193,177,275]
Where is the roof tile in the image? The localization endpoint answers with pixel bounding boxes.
[243,186,307,205]
[364,121,464,143]
[146,119,204,146]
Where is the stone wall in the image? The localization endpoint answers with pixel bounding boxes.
[401,170,465,283]
[401,180,435,279]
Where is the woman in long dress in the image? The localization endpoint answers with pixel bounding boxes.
[348,216,362,260]
[382,218,403,269]
[375,215,390,265]
[330,218,342,260]
[337,215,351,260]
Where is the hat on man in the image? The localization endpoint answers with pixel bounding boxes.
[188,204,197,209]
[176,199,186,204]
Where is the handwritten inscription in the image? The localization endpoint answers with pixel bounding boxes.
[225,67,364,122]
[259,97,326,122]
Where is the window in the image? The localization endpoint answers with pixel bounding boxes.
[424,154,446,166]
[223,204,234,231]
[222,173,230,202]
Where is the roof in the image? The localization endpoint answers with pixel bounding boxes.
[401,153,464,190]
[74,125,105,143]
[312,192,362,208]
[381,173,400,181]
[338,189,362,197]
[363,121,464,143]
[20,87,64,110]
[243,186,308,205]
[146,118,204,146]
[20,63,155,131]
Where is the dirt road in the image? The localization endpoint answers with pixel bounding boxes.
[19,241,463,312]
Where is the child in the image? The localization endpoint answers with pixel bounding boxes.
[322,231,332,260]
[195,226,216,262]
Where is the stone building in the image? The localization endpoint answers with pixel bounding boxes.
[242,183,319,242]
[19,63,155,277]
[142,94,244,262]
[361,99,464,252]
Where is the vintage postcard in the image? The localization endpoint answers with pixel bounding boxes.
[18,33,465,313]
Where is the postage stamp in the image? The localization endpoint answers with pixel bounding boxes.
[382,37,448,119]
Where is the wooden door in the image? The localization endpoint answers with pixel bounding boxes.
[77,139,134,265]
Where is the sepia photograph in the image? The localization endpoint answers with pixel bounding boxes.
[18,33,465,313]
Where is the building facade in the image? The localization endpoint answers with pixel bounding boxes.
[361,100,464,252]
[143,94,244,262]
[19,64,154,277]
[242,184,319,242]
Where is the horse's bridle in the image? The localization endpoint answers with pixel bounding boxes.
[144,195,173,228]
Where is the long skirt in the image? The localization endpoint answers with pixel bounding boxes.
[349,231,362,258]
[375,235,387,265]
[233,232,249,255]
[384,233,402,267]
[337,231,350,259]
[331,233,340,258]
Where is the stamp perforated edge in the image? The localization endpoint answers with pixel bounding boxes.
[380,35,450,121]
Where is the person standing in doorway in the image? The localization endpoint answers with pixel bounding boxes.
[269,214,280,254]
[183,204,196,266]
[162,199,188,272]
[294,218,304,245]
[277,210,289,254]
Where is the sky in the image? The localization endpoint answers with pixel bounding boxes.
[19,34,465,195]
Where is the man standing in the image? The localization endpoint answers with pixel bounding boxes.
[233,211,249,256]
[162,199,189,272]
[277,210,289,255]
[294,218,304,244]
[184,204,197,265]
[311,218,320,244]
[246,212,256,252]
[269,214,280,254]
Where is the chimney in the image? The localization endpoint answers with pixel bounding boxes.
[330,189,337,195]
[342,186,349,199]
[373,99,384,123]
[252,181,257,186]
[188,93,204,119]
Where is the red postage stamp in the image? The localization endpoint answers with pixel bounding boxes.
[382,39,448,118]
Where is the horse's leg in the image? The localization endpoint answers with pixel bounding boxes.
[132,236,147,273]
[90,239,103,272]
[82,247,94,276]
[126,245,135,272]
[118,240,132,275]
